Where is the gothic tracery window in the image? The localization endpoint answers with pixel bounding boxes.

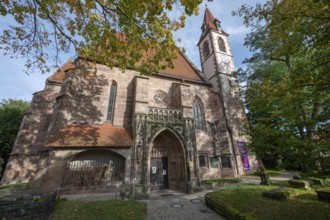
[106,81,117,122]
[193,97,205,130]
[203,41,210,58]
[218,37,226,53]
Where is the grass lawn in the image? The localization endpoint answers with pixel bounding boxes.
[51,200,147,220]
[206,185,330,220]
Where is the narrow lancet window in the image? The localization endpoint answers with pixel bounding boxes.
[193,97,205,130]
[203,41,210,58]
[106,81,117,122]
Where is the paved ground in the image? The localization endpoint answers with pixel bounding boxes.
[143,189,229,220]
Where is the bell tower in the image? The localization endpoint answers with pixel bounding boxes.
[197,8,253,176]
[197,8,236,92]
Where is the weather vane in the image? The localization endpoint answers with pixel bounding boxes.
[205,0,213,8]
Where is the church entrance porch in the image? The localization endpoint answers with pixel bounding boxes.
[150,130,186,193]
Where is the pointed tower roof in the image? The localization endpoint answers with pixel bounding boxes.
[197,8,229,46]
[203,8,218,30]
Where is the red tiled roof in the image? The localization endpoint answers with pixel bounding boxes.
[45,122,132,147]
[159,51,205,82]
[197,8,229,46]
[46,48,207,84]
[203,8,217,30]
[47,60,75,83]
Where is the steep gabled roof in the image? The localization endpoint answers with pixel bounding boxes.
[158,50,210,85]
[46,60,75,83]
[45,51,210,85]
[45,122,132,147]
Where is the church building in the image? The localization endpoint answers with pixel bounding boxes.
[1,9,257,197]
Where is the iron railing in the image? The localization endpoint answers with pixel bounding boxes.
[61,160,124,188]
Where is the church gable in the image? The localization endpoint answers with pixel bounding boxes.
[47,60,75,84]
[158,50,209,84]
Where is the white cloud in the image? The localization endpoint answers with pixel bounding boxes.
[226,25,249,36]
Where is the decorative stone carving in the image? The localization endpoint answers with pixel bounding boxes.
[135,115,146,163]
[208,121,221,156]
[148,107,183,124]
[185,119,195,161]
[153,90,168,107]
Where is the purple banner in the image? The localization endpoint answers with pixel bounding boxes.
[237,141,250,172]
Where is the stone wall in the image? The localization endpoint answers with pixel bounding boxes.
[1,82,61,184]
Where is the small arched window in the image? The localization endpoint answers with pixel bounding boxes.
[218,37,226,53]
[203,41,210,58]
[106,81,117,122]
[193,97,205,130]
[215,20,222,31]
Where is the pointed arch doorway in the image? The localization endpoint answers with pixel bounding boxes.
[150,129,187,192]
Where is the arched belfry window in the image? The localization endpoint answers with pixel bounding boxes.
[215,20,222,31]
[203,41,210,58]
[106,81,117,122]
[193,97,205,130]
[218,37,226,53]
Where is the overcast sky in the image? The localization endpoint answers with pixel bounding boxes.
[0,0,265,101]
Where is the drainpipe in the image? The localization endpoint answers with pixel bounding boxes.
[216,75,240,176]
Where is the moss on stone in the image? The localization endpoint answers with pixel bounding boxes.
[262,188,294,201]
[315,187,330,202]
[288,180,310,189]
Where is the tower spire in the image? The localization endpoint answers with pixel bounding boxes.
[203,8,217,30]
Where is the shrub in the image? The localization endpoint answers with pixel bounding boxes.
[288,180,310,189]
[301,170,321,179]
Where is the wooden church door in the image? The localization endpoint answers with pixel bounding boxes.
[150,157,169,190]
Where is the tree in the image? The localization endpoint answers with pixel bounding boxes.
[0,99,30,176]
[0,0,201,74]
[234,0,330,172]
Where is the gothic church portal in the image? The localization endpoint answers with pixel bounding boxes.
[1,9,257,197]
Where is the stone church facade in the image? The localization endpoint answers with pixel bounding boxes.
[1,9,257,197]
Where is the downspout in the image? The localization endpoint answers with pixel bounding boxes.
[216,75,240,176]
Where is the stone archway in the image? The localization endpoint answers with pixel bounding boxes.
[149,129,186,192]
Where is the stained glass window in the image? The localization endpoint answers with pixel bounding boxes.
[193,98,205,130]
